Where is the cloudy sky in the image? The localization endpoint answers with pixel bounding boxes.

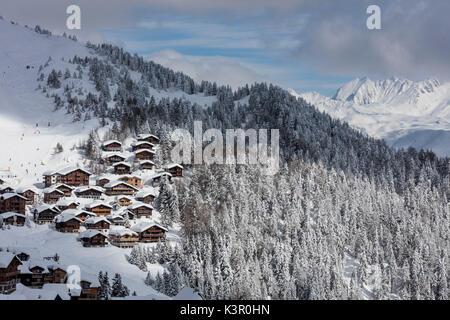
[2,0,450,95]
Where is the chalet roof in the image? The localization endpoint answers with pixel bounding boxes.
[104,181,139,191]
[0,252,20,268]
[119,174,142,180]
[0,212,26,219]
[137,134,159,141]
[116,195,133,200]
[0,192,28,200]
[109,228,138,237]
[78,230,108,239]
[131,222,168,233]
[54,212,83,223]
[84,216,111,225]
[102,140,122,147]
[163,163,184,170]
[43,167,92,177]
[140,160,155,165]
[106,214,125,221]
[131,141,155,147]
[75,186,104,194]
[85,201,112,210]
[112,161,131,168]
[106,152,126,159]
[136,189,156,198]
[54,183,75,190]
[43,187,64,195]
[127,201,153,210]
[57,209,95,220]
[55,198,80,206]
[6,247,41,260]
[15,186,38,194]
[134,148,155,155]
[34,204,60,214]
[150,172,172,180]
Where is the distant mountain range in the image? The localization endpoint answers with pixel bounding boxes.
[290,77,450,156]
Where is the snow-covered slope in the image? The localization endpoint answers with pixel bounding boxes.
[292,77,450,156]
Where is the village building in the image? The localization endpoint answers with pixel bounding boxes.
[119,175,143,189]
[85,201,112,216]
[102,140,122,152]
[135,190,156,205]
[116,195,133,206]
[34,205,60,224]
[127,202,153,219]
[0,185,15,194]
[43,167,92,187]
[113,161,132,175]
[74,186,104,199]
[131,222,168,243]
[150,172,172,186]
[137,134,160,145]
[84,216,111,233]
[54,213,83,233]
[43,188,65,204]
[163,163,184,177]
[140,160,155,170]
[0,253,22,294]
[105,153,126,165]
[134,149,155,161]
[78,230,108,247]
[109,229,139,248]
[0,193,27,214]
[54,184,75,197]
[0,212,26,226]
[16,186,37,205]
[104,181,139,196]
[46,267,67,284]
[59,209,96,222]
[55,198,80,211]
[106,214,126,226]
[131,141,154,152]
[77,280,100,300]
[96,177,112,188]
[18,260,49,288]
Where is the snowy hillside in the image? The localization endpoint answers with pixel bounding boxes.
[292,77,450,156]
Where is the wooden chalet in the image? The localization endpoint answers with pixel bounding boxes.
[127,202,153,219]
[102,140,122,152]
[163,164,184,177]
[77,280,99,300]
[34,205,60,224]
[113,162,131,175]
[0,253,21,294]
[117,195,133,206]
[54,214,82,233]
[135,190,156,205]
[43,167,91,188]
[56,198,80,211]
[134,149,155,161]
[84,217,111,232]
[151,172,172,186]
[109,229,138,248]
[54,184,74,197]
[0,193,27,214]
[105,153,126,165]
[16,187,37,205]
[78,230,108,247]
[18,262,49,288]
[131,222,168,243]
[140,160,155,170]
[45,267,67,284]
[85,201,112,216]
[0,185,15,194]
[131,141,154,152]
[104,181,138,196]
[137,134,160,145]
[119,175,143,188]
[106,215,126,226]
[59,209,96,222]
[0,212,26,226]
[43,188,65,204]
[96,177,111,188]
[74,186,104,199]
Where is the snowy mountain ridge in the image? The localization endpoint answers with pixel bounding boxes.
[291,77,450,156]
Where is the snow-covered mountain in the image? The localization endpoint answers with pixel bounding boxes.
[292,77,450,156]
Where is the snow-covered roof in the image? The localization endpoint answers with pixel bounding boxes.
[109,228,137,237]
[127,202,153,210]
[84,216,111,225]
[136,189,156,198]
[137,134,159,141]
[15,186,38,194]
[131,141,154,147]
[106,152,126,159]
[112,161,131,168]
[150,172,172,179]
[102,140,122,147]
[104,181,139,191]
[163,163,184,170]
[55,209,94,223]
[40,284,71,300]
[134,148,155,154]
[0,192,28,200]
[107,214,125,221]
[43,187,64,195]
[0,252,20,268]
[0,212,26,219]
[85,201,112,210]
[54,213,83,223]
[0,185,14,192]
[131,222,168,233]
[34,204,59,214]
[119,174,142,180]
[43,166,92,176]
[56,198,80,206]
[140,160,155,165]
[78,230,108,239]
[74,186,104,193]
[54,183,75,190]
[116,195,133,200]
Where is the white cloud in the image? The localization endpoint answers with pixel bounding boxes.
[147,50,269,89]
